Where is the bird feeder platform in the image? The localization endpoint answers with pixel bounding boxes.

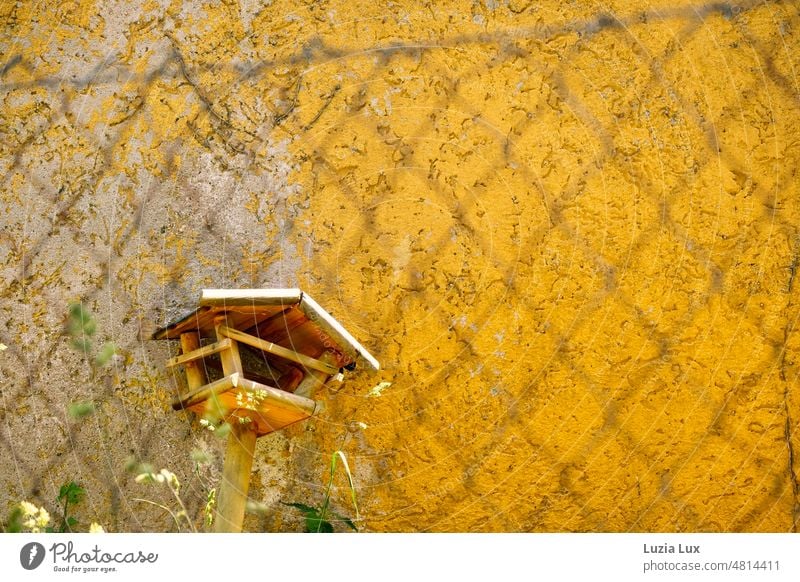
[152,288,379,532]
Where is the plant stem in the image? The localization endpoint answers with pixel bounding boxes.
[132,499,183,532]
[168,484,197,533]
[316,452,340,532]
[62,496,70,533]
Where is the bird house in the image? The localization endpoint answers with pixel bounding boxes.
[152,288,379,531]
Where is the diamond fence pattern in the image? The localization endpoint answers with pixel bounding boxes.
[0,0,798,532]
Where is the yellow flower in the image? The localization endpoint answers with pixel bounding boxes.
[89,522,105,533]
[159,469,180,492]
[19,502,50,532]
[35,508,50,528]
[19,501,38,516]
[134,473,153,483]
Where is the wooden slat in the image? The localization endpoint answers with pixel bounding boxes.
[201,394,311,436]
[221,306,289,315]
[194,308,227,337]
[171,374,236,410]
[223,309,281,334]
[155,307,282,340]
[246,306,293,337]
[215,320,244,375]
[200,288,302,307]
[217,325,338,375]
[294,351,337,398]
[274,320,325,358]
[152,306,213,340]
[179,333,208,389]
[172,373,317,419]
[274,320,353,368]
[167,339,232,367]
[253,306,307,344]
[231,375,318,415]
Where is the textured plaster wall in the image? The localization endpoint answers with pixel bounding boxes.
[1,0,799,532]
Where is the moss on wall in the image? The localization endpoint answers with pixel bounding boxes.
[1,0,798,532]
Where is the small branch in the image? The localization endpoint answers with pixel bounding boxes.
[788,253,798,293]
[783,386,799,533]
[61,496,70,533]
[167,485,197,533]
[274,76,303,126]
[303,84,340,131]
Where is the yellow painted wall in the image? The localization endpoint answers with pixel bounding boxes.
[1,0,798,532]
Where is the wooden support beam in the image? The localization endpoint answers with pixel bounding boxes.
[294,351,337,399]
[214,422,256,533]
[171,374,237,411]
[167,338,232,368]
[179,333,208,390]
[215,321,244,375]
[217,324,338,375]
[214,318,253,533]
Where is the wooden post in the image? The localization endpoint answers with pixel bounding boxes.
[213,317,256,533]
[215,318,243,376]
[179,333,207,390]
[214,422,257,533]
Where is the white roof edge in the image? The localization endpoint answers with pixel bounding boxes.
[298,293,381,371]
[199,288,303,306]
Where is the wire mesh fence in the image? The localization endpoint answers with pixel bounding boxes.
[0,0,798,532]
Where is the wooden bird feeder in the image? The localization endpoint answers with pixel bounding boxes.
[152,288,379,532]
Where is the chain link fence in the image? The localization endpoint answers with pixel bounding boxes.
[1,0,798,532]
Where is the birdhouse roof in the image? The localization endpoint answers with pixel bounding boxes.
[152,288,380,370]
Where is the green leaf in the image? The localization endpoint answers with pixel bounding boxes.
[282,451,360,533]
[82,319,96,336]
[281,502,333,533]
[68,401,95,419]
[94,342,115,367]
[331,511,358,531]
[304,510,332,533]
[69,303,88,324]
[309,519,334,533]
[58,481,85,505]
[281,501,318,514]
[67,304,96,335]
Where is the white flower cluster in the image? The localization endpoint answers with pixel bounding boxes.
[89,522,105,533]
[234,388,268,411]
[19,501,50,533]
